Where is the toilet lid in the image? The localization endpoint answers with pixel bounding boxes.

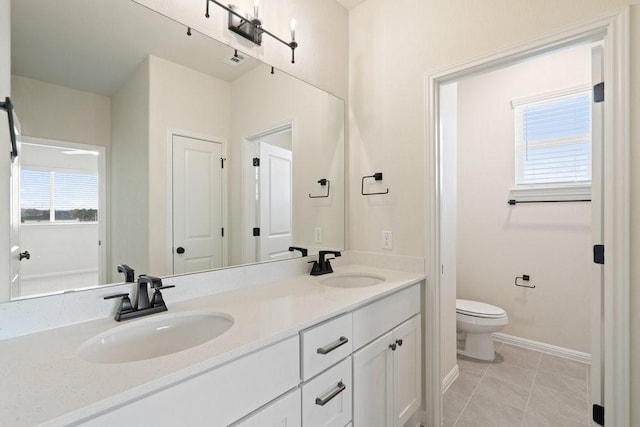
[456,299,506,318]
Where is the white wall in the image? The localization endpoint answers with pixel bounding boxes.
[456,45,593,353]
[148,55,232,276]
[20,224,98,278]
[230,65,345,265]
[110,59,150,280]
[347,0,640,407]
[11,76,111,147]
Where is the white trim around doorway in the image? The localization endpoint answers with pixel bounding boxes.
[424,8,630,427]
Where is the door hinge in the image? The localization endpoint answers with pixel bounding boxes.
[253,157,260,167]
[221,157,226,168]
[593,404,604,425]
[221,227,224,237]
[253,227,260,236]
[593,244,604,265]
[594,82,605,103]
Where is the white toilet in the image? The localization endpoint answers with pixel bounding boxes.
[456,299,508,361]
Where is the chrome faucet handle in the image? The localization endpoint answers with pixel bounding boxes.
[151,285,175,307]
[104,293,134,315]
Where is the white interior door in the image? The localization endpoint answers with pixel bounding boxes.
[258,141,292,261]
[590,43,604,419]
[172,135,223,274]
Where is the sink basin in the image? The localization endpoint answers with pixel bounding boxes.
[78,311,234,364]
[319,273,385,288]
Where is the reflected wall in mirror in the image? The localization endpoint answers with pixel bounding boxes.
[8,0,344,301]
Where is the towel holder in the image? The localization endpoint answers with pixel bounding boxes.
[0,97,17,160]
[309,179,330,198]
[361,172,389,196]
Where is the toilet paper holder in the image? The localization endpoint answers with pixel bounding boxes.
[515,274,535,288]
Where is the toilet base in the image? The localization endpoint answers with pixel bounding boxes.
[457,331,496,361]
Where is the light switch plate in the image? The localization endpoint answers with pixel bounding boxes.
[315,227,323,244]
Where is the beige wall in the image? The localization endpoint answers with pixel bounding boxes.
[133,0,349,101]
[629,6,640,424]
[110,59,150,280]
[11,76,111,147]
[230,65,345,265]
[456,45,592,353]
[148,55,231,275]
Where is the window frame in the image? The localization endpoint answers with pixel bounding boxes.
[510,84,593,202]
[17,137,106,228]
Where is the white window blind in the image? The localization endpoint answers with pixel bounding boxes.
[514,88,592,186]
[20,169,98,222]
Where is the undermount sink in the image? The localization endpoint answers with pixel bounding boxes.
[319,273,386,288]
[78,311,234,364]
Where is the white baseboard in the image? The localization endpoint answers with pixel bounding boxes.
[493,332,591,364]
[441,364,459,393]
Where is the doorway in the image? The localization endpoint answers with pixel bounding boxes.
[11,136,106,299]
[440,41,600,425]
[171,134,225,274]
[242,124,293,264]
[426,11,630,427]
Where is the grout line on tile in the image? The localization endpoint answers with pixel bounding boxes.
[452,350,496,426]
[519,351,542,427]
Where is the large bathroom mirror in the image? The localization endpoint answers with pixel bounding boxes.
[7,0,344,301]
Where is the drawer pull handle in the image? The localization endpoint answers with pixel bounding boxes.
[396,339,403,347]
[317,336,349,354]
[315,381,346,406]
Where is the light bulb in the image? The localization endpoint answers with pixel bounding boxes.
[290,18,296,41]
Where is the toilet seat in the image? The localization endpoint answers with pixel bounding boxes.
[456,299,506,319]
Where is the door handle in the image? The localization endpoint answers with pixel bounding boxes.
[19,251,30,261]
[176,247,185,254]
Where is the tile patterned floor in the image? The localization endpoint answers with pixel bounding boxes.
[443,342,591,427]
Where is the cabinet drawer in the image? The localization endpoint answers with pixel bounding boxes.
[302,357,352,427]
[232,388,301,427]
[301,313,353,381]
[352,284,420,350]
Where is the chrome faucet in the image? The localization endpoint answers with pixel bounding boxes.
[116,264,135,283]
[309,250,341,276]
[104,274,175,321]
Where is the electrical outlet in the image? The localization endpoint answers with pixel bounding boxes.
[314,227,323,244]
[382,230,393,250]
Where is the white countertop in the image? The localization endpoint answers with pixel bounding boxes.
[0,264,424,426]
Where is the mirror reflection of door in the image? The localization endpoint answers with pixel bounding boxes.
[249,127,293,262]
[172,134,224,274]
[12,137,105,299]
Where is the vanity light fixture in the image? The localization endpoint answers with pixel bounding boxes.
[205,0,299,63]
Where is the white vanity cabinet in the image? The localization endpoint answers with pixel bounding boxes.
[352,285,421,427]
[62,282,422,427]
[232,389,301,427]
[79,336,300,427]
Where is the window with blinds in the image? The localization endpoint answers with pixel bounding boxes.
[20,169,98,223]
[513,88,592,186]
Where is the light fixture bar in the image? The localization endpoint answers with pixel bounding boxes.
[205,0,298,63]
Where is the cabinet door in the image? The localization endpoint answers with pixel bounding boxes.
[392,314,422,427]
[352,331,393,427]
